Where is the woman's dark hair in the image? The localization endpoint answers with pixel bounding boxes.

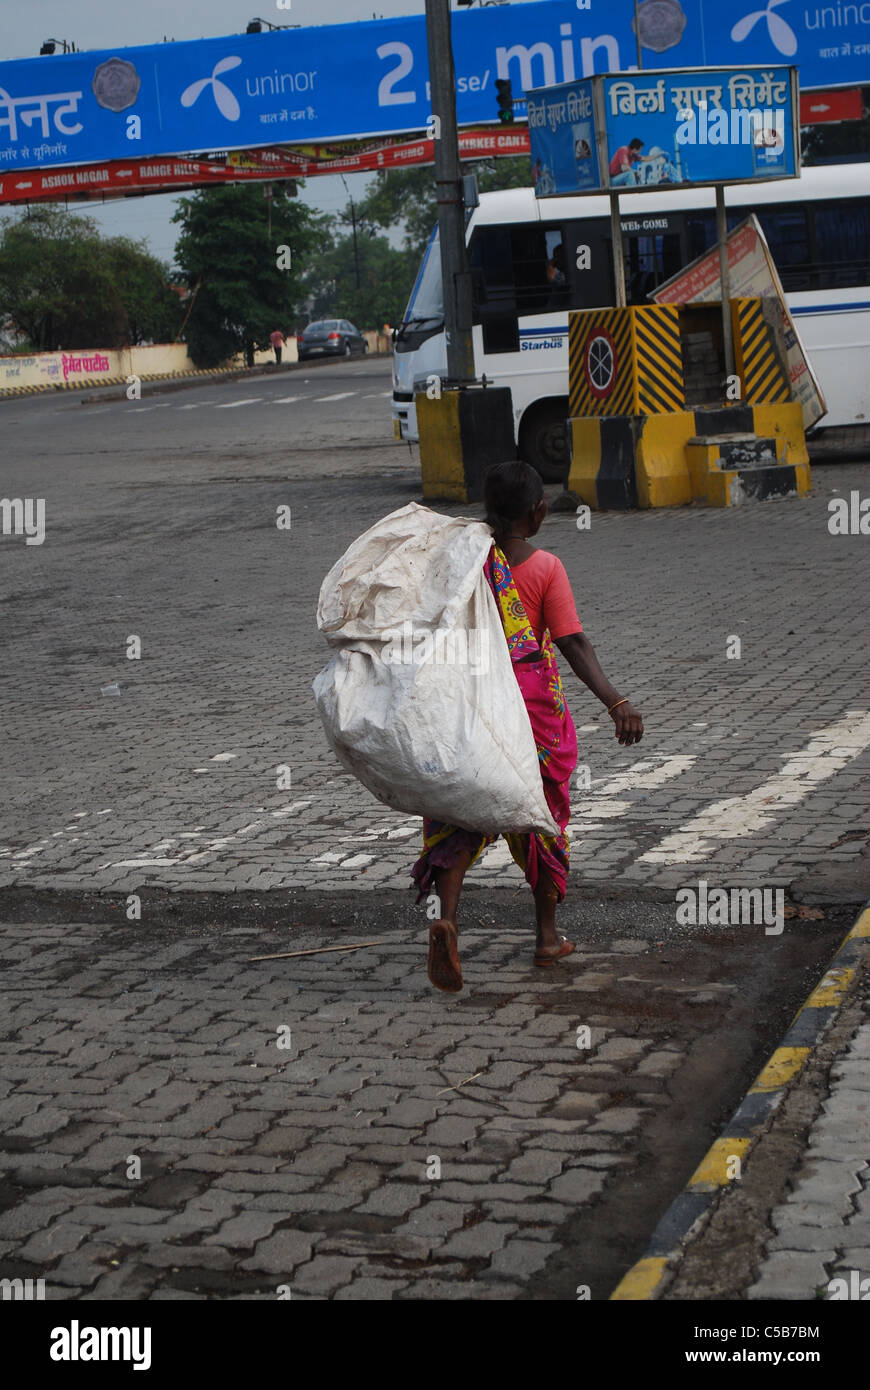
[484,460,543,541]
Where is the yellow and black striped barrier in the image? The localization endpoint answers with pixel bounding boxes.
[417,384,516,504]
[733,296,791,405]
[567,299,810,509]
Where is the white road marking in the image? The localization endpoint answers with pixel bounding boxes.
[638,710,870,865]
[216,398,263,408]
[210,752,238,761]
[314,392,357,402]
[128,404,171,412]
[592,756,696,798]
[177,403,207,409]
[272,396,303,404]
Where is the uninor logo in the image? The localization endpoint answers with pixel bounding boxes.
[181,56,242,121]
[731,0,798,57]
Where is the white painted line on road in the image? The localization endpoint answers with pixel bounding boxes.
[210,752,238,761]
[638,710,870,865]
[272,396,304,404]
[314,391,358,402]
[128,404,172,412]
[216,398,263,409]
[593,755,696,798]
[177,403,207,410]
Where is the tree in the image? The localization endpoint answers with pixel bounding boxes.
[354,155,533,262]
[102,236,183,345]
[0,207,125,350]
[172,181,329,367]
[0,206,182,350]
[302,231,415,329]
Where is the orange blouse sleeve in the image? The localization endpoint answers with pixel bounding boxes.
[543,555,583,640]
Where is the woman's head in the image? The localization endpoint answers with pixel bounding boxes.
[484,460,546,542]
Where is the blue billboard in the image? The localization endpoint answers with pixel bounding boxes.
[529,80,599,195]
[0,1,865,174]
[529,66,799,195]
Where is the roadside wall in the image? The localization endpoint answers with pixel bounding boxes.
[1,331,390,393]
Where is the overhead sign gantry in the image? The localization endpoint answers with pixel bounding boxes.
[0,0,868,176]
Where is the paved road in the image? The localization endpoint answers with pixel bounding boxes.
[0,359,868,1301]
[1,357,868,900]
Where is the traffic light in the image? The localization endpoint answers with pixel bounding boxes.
[496,79,514,124]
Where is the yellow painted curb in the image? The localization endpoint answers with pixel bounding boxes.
[687,1136,752,1190]
[803,965,856,1010]
[850,908,870,938]
[749,1046,811,1094]
[610,1256,670,1301]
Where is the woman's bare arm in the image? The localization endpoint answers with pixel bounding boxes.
[554,632,644,747]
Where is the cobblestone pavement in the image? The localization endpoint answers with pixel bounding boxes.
[1,365,868,1301]
[662,971,870,1303]
[1,361,868,903]
[747,1015,870,1301]
[0,902,851,1300]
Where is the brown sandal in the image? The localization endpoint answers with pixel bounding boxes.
[534,937,576,966]
[428,919,463,993]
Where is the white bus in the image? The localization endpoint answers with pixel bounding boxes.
[391,164,870,479]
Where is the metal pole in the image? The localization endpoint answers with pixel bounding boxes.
[716,185,735,381]
[610,193,627,308]
[634,1,643,70]
[594,80,627,309]
[425,0,475,383]
[351,199,361,291]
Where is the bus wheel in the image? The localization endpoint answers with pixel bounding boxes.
[519,402,570,483]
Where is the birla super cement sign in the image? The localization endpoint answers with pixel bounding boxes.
[0,0,867,174]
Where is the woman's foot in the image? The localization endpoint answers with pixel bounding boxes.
[533,936,576,966]
[428,919,463,993]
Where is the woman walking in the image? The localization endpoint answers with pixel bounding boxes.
[412,460,644,993]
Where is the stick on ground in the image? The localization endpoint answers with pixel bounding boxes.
[248,940,383,962]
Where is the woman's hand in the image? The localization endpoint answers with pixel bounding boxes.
[610,700,644,746]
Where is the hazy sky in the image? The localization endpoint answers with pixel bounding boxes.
[1,0,537,264]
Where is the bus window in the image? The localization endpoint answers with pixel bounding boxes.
[544,229,570,310]
[754,207,810,290]
[811,201,870,289]
[685,211,743,263]
[624,232,684,303]
[562,220,615,308]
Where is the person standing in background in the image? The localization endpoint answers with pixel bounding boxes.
[270,329,285,365]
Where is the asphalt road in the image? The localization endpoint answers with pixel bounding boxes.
[0,357,867,1301]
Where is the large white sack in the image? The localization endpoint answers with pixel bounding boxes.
[313,502,559,837]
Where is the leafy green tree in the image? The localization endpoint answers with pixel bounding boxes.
[355,156,533,261]
[302,230,415,329]
[0,206,125,350]
[172,182,329,367]
[0,206,182,350]
[103,236,183,345]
